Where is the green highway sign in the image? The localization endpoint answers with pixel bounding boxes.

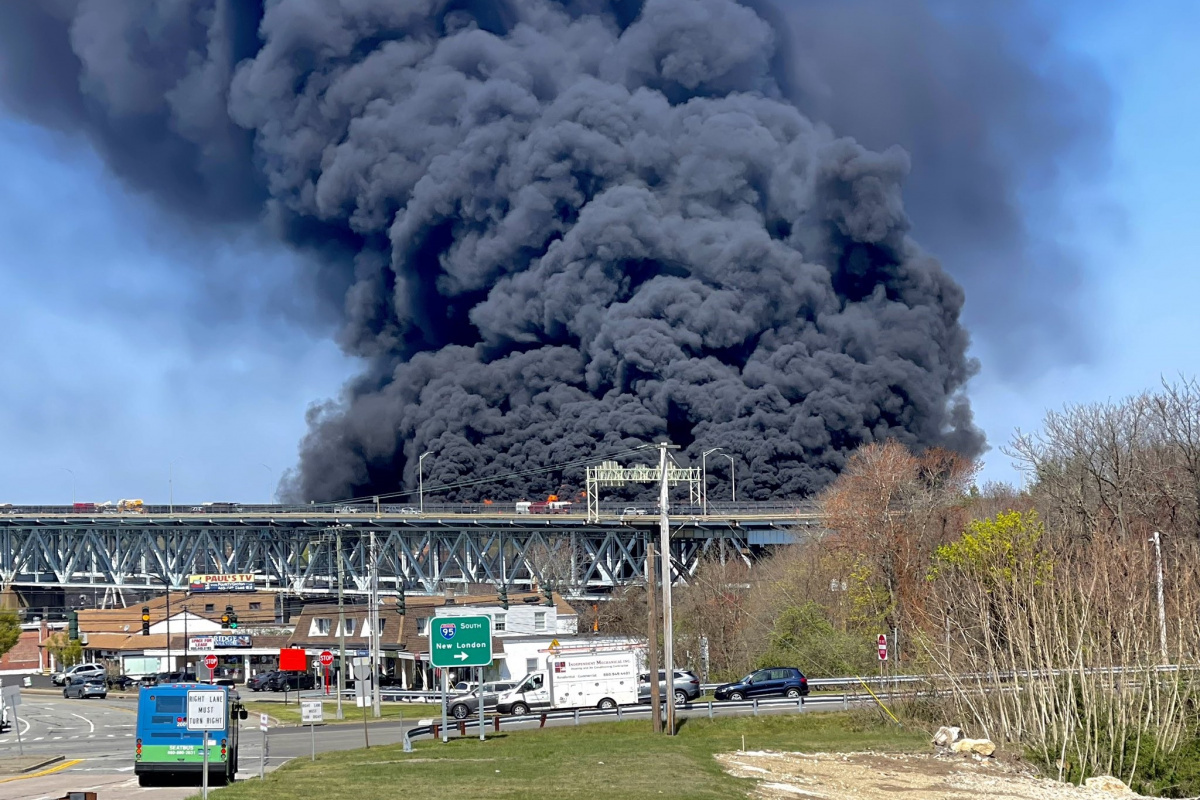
[430,615,493,668]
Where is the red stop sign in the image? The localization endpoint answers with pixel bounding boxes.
[319,650,334,666]
[877,634,888,661]
[203,654,219,670]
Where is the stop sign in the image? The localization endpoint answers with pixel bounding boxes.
[877,634,888,661]
[319,650,334,667]
[203,654,219,670]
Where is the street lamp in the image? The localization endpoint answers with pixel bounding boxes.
[260,463,274,503]
[418,451,433,513]
[721,453,737,503]
[169,459,181,514]
[59,467,76,506]
[700,448,721,516]
[148,572,172,674]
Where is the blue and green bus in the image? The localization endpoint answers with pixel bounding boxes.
[134,683,247,786]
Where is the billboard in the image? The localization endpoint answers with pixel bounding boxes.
[188,573,256,592]
[189,634,252,650]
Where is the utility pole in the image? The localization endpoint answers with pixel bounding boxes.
[646,538,662,733]
[419,451,432,513]
[658,441,680,735]
[336,526,347,720]
[1153,531,1169,664]
[370,530,381,717]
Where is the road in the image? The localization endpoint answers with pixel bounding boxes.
[2,690,855,799]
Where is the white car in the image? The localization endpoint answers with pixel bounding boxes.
[622,507,647,516]
[52,663,106,686]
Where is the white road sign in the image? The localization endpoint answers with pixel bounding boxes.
[187,690,227,731]
[2,685,21,707]
[259,712,270,732]
[301,699,323,724]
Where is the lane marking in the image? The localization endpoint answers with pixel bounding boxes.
[70,711,96,734]
[0,759,84,784]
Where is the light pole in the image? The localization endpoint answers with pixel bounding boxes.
[260,464,273,503]
[59,467,76,505]
[169,459,181,514]
[418,451,432,513]
[700,448,721,516]
[721,453,737,502]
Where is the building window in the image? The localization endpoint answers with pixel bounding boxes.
[249,602,261,611]
[493,614,506,632]
[204,604,215,613]
[341,618,357,637]
[526,657,538,674]
[310,617,331,636]
[534,612,547,632]
[416,617,429,635]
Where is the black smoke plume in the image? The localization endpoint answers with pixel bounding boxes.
[0,0,1106,501]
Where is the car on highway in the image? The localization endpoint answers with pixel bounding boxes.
[52,662,106,686]
[246,671,279,691]
[713,667,809,701]
[399,507,421,515]
[64,674,108,699]
[622,507,648,516]
[638,669,702,705]
[448,681,518,719]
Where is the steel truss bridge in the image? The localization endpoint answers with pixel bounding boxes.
[0,504,819,600]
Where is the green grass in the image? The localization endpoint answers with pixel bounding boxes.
[242,701,443,726]
[203,711,927,800]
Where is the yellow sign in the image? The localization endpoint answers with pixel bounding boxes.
[550,639,560,649]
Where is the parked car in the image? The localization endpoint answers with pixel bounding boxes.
[713,667,809,701]
[246,671,279,692]
[451,681,480,695]
[106,674,136,690]
[52,663,105,686]
[638,669,702,705]
[64,675,108,699]
[139,671,198,687]
[268,672,316,691]
[448,682,518,719]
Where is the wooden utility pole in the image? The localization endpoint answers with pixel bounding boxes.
[646,539,662,733]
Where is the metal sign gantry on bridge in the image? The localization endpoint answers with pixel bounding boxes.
[0,511,817,597]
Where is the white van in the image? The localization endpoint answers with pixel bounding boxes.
[496,650,638,715]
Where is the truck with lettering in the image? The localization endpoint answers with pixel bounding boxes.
[134,683,246,787]
[496,649,639,715]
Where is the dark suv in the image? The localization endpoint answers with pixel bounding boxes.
[714,667,809,701]
[268,672,316,691]
[247,671,279,692]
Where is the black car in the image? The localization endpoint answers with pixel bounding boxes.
[713,667,809,701]
[106,674,136,690]
[246,671,278,691]
[268,672,316,691]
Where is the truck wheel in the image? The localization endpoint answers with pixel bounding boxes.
[597,698,617,711]
[785,688,801,699]
[511,703,530,716]
[452,704,470,719]
[728,691,744,701]
[674,690,688,706]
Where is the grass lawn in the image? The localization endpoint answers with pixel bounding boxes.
[242,700,443,726]
[204,710,928,800]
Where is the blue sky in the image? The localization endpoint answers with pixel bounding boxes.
[1,1,1196,504]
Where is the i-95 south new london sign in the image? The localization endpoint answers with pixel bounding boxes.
[429,614,493,668]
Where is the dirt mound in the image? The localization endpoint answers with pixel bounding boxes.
[716,750,1147,800]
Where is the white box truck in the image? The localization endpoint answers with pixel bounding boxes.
[496,650,638,715]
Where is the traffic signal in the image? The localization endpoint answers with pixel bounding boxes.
[542,584,554,607]
[68,610,79,641]
[229,611,239,630]
[396,590,406,616]
[141,606,150,636]
[498,584,509,610]
[221,605,232,629]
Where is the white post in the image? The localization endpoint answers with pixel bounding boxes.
[658,442,677,735]
[336,528,346,720]
[478,665,485,741]
[440,670,449,743]
[1153,531,1169,664]
[201,733,209,800]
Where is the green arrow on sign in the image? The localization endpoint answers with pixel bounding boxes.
[429,615,493,668]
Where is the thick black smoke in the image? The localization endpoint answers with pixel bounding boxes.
[0,0,1106,502]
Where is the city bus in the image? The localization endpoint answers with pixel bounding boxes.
[134,683,247,786]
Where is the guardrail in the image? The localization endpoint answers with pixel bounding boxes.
[401,694,861,747]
